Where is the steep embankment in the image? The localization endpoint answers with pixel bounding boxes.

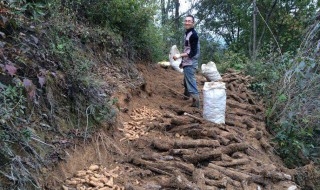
[45,63,302,190]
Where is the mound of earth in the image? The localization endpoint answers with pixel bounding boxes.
[44,64,299,190]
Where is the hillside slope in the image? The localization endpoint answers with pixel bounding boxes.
[44,63,303,190]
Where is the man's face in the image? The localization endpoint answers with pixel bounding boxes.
[184,16,194,30]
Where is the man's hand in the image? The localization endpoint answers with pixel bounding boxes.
[173,54,181,61]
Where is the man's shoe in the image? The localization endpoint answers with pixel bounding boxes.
[183,95,190,100]
[183,92,190,100]
[191,95,200,108]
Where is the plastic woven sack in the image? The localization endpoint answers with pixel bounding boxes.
[203,82,226,124]
[169,45,183,73]
[201,61,222,81]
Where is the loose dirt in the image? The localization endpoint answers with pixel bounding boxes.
[43,63,299,190]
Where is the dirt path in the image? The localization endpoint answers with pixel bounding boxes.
[45,64,298,190]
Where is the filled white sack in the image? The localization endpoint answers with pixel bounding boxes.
[201,61,222,81]
[169,45,183,73]
[203,82,226,124]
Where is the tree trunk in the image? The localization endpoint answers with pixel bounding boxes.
[175,0,180,30]
[253,0,257,63]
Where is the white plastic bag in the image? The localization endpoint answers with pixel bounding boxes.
[201,61,222,81]
[169,45,183,73]
[203,82,226,124]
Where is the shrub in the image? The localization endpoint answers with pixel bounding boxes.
[83,0,158,60]
[0,82,41,189]
[218,50,249,73]
[249,15,320,167]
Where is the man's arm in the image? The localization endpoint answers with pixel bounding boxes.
[188,32,198,58]
[173,52,188,60]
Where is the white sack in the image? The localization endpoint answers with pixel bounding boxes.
[169,45,183,73]
[287,186,297,190]
[203,82,226,124]
[201,61,222,81]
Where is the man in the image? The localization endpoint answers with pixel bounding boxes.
[173,15,200,108]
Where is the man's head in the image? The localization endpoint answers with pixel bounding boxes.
[184,15,195,30]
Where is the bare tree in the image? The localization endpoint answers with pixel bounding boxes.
[175,0,180,30]
[161,0,172,25]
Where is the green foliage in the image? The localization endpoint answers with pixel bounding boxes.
[44,4,121,132]
[249,81,268,95]
[196,0,251,51]
[0,81,41,189]
[75,0,158,60]
[196,0,318,56]
[7,0,47,19]
[218,51,248,73]
[86,0,154,30]
[250,53,319,166]
[198,32,223,66]
[92,102,117,123]
[149,18,175,61]
[210,9,320,168]
[0,82,26,124]
[49,31,98,87]
[273,120,316,167]
[246,16,320,167]
[278,94,287,103]
[137,22,168,61]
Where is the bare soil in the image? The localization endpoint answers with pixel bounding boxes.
[43,63,299,190]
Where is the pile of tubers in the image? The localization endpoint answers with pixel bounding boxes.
[119,106,162,141]
[62,165,124,190]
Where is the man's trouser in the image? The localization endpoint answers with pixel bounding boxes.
[183,66,199,97]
